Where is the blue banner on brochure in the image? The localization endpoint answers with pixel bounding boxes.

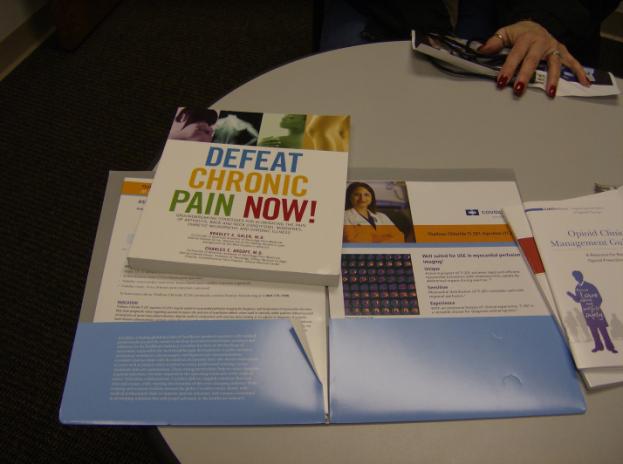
[329,317,585,423]
[60,320,324,425]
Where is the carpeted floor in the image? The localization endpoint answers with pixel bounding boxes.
[1,1,315,462]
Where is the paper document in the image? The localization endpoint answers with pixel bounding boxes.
[504,203,623,388]
[524,189,623,369]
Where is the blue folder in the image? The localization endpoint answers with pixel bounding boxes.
[329,316,585,423]
[60,319,325,425]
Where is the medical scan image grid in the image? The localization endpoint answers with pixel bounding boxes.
[341,253,419,316]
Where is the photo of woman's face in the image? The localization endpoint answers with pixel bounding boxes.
[350,186,372,209]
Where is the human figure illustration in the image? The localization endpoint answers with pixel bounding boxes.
[566,271,618,353]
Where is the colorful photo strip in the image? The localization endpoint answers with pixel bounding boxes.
[168,108,349,152]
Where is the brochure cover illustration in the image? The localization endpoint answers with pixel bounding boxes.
[60,172,326,425]
[524,189,623,371]
[328,170,585,423]
[503,204,623,389]
[128,109,350,286]
[411,31,620,97]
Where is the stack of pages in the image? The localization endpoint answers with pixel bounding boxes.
[60,108,586,425]
[504,188,623,388]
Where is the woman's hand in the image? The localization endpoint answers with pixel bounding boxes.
[478,20,590,98]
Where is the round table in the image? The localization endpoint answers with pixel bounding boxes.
[159,41,623,464]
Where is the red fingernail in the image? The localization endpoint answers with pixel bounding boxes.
[547,85,557,98]
[513,81,525,96]
[497,75,508,88]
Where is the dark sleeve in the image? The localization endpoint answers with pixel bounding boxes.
[496,0,619,65]
[346,0,452,39]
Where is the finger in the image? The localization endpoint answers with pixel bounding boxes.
[514,43,548,96]
[497,37,531,89]
[545,51,562,98]
[478,32,506,55]
[560,46,590,86]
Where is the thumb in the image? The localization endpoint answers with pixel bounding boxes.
[478,35,504,55]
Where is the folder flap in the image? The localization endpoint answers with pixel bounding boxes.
[329,317,585,423]
[60,319,324,425]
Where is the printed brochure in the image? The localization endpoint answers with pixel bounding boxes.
[524,189,623,370]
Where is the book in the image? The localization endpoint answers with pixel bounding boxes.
[127,109,350,286]
[328,169,585,423]
[410,31,621,97]
[523,188,623,370]
[60,172,328,425]
[503,203,623,388]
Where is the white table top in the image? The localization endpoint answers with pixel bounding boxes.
[160,41,623,464]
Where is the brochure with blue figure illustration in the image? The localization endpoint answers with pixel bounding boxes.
[524,188,623,370]
[503,204,623,388]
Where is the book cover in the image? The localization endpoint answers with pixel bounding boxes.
[328,170,585,423]
[128,109,350,286]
